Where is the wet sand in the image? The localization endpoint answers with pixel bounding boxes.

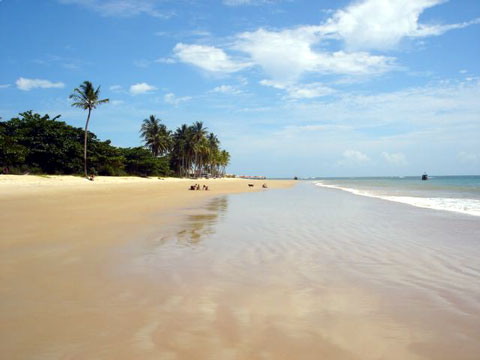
[1,178,480,359]
[0,176,293,360]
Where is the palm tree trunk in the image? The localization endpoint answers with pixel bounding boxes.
[84,108,92,178]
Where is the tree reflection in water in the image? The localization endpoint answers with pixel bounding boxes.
[175,196,229,245]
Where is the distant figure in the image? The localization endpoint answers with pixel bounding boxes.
[196,184,201,190]
[262,183,268,188]
[189,185,196,190]
[422,173,428,181]
[248,183,254,187]
[203,185,209,191]
[294,176,298,180]
[88,174,95,181]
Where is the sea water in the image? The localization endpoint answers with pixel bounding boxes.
[314,175,480,216]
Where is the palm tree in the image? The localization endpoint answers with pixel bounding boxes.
[70,81,109,178]
[189,121,207,177]
[140,115,171,157]
[207,133,219,175]
[173,124,191,176]
[220,150,230,176]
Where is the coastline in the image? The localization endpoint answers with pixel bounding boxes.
[0,175,295,359]
[2,178,479,359]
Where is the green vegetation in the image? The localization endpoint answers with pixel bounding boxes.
[0,110,230,177]
[1,80,230,177]
[0,111,169,176]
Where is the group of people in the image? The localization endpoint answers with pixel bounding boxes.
[248,183,268,188]
[189,184,209,191]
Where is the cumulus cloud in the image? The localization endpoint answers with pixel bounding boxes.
[338,150,371,166]
[16,77,64,91]
[234,27,394,82]
[260,80,335,99]
[173,0,477,88]
[382,152,408,166]
[164,92,192,106]
[58,0,173,18]
[320,0,480,50]
[129,82,157,95]
[173,43,252,73]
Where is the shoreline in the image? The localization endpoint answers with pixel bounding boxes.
[1,178,479,359]
[314,180,480,217]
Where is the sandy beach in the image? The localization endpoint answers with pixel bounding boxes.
[1,177,480,360]
[0,175,293,359]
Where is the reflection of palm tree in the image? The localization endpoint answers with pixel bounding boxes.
[176,196,229,245]
[140,115,171,157]
[69,81,109,178]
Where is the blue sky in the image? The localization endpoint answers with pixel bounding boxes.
[1,0,479,177]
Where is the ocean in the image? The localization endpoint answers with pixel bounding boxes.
[314,175,480,217]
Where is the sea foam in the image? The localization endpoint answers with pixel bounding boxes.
[315,182,480,217]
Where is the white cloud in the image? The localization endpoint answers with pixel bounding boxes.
[338,150,371,166]
[0,84,10,89]
[320,0,480,50]
[16,77,65,91]
[173,0,476,84]
[382,152,408,166]
[164,92,192,106]
[129,82,157,95]
[173,43,252,73]
[211,85,242,95]
[234,27,394,82]
[58,0,173,18]
[260,80,335,99]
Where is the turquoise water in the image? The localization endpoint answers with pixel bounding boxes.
[314,176,480,216]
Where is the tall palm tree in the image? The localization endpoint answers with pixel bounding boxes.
[140,115,171,157]
[70,81,109,178]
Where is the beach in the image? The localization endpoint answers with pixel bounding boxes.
[1,177,480,359]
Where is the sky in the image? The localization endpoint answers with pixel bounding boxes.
[0,0,479,177]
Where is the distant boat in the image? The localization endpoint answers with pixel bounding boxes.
[421,173,428,181]
[294,176,298,180]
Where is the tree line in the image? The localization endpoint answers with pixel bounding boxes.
[0,81,230,177]
[141,115,230,178]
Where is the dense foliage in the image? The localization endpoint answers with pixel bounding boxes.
[0,111,169,176]
[140,116,230,177]
[1,111,230,177]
